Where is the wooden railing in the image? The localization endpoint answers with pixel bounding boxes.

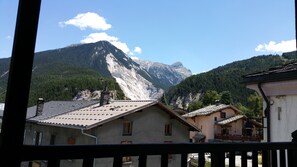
[10,139,297,167]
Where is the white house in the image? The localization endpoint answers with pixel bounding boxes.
[242,61,297,142]
[24,98,199,167]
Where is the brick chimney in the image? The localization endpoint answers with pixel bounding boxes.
[35,98,44,116]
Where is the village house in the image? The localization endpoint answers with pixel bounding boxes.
[242,61,297,142]
[182,104,262,142]
[23,96,199,167]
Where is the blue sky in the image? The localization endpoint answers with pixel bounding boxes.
[0,0,296,74]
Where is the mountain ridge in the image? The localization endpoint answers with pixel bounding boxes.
[0,40,192,104]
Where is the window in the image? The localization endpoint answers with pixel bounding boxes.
[214,117,217,121]
[165,123,172,136]
[220,112,226,118]
[33,131,43,145]
[121,141,132,163]
[123,121,133,136]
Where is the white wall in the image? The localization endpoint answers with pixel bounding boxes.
[269,95,297,142]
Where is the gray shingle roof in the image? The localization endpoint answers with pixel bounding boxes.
[27,100,99,121]
[36,100,156,129]
[216,115,245,126]
[242,61,297,84]
[27,100,200,131]
[182,104,240,118]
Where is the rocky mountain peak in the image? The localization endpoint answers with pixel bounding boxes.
[171,61,183,67]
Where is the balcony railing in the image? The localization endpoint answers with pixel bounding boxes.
[215,134,261,142]
[4,139,297,167]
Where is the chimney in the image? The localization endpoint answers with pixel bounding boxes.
[100,85,110,106]
[36,98,44,116]
[215,100,220,106]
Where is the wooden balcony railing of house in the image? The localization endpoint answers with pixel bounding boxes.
[11,138,297,167]
[215,134,262,142]
[0,0,297,167]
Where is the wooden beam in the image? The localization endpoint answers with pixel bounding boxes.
[0,0,41,166]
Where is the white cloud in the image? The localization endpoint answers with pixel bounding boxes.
[255,39,296,53]
[131,56,139,60]
[62,12,141,56]
[111,41,130,54]
[59,12,111,31]
[133,47,142,54]
[81,32,118,43]
[81,32,130,54]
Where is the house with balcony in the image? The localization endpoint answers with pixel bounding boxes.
[242,61,297,142]
[182,104,262,142]
[24,97,199,167]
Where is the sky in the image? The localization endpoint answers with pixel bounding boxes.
[0,0,296,74]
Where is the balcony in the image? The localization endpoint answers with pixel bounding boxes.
[6,140,295,167]
[0,0,297,167]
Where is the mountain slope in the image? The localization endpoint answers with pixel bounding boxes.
[165,52,297,109]
[0,40,191,103]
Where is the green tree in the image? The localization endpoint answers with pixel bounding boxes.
[220,91,232,104]
[247,92,263,117]
[202,90,219,106]
[235,103,254,117]
[188,100,203,112]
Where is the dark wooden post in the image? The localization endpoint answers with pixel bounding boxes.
[0,0,41,166]
[139,154,147,167]
[288,130,297,167]
[198,152,205,167]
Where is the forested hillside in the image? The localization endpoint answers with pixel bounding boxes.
[165,51,297,111]
[0,61,124,107]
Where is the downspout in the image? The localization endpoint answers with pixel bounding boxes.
[257,83,271,142]
[81,129,98,166]
[81,129,98,144]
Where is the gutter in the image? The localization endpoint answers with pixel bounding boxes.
[81,129,98,144]
[257,83,271,142]
[81,129,98,166]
